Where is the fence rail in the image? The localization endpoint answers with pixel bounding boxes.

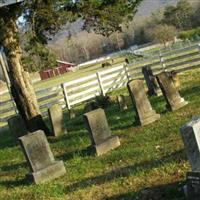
[1,43,200,123]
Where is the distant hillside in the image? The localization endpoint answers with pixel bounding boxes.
[49,0,178,46]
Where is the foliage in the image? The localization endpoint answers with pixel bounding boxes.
[22,39,57,72]
[163,0,193,30]
[179,27,200,40]
[146,24,177,46]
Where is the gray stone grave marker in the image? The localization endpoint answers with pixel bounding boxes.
[117,95,128,111]
[48,104,65,137]
[156,72,188,111]
[127,79,160,126]
[180,117,200,199]
[8,114,27,138]
[186,171,200,200]
[84,108,120,156]
[19,130,66,184]
[142,66,161,96]
[180,117,200,171]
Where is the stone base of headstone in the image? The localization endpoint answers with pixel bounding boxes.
[27,161,66,184]
[169,98,188,111]
[91,135,120,156]
[137,111,160,126]
[186,171,200,200]
[8,114,27,138]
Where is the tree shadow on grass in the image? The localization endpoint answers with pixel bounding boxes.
[105,181,185,200]
[64,149,186,193]
[0,130,18,150]
[0,162,27,172]
[0,177,31,188]
[56,146,96,161]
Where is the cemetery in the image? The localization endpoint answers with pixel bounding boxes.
[0,66,199,199]
[0,0,200,200]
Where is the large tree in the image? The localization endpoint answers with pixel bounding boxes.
[0,0,142,135]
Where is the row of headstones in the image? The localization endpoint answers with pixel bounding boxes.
[7,71,188,185]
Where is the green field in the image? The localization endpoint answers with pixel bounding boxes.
[0,68,200,200]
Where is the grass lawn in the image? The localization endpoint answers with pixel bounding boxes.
[0,68,200,200]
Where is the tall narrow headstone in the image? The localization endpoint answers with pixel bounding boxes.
[180,117,200,199]
[48,104,65,137]
[84,108,120,156]
[8,114,27,138]
[19,130,66,184]
[117,95,128,111]
[180,117,200,171]
[142,66,161,96]
[127,80,160,126]
[156,72,188,111]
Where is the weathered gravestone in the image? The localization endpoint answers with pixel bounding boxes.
[142,66,161,96]
[48,104,65,137]
[156,72,188,111]
[186,171,200,200]
[127,80,160,126]
[19,130,66,184]
[117,95,128,111]
[8,114,27,138]
[84,108,120,156]
[180,117,200,199]
[180,117,200,171]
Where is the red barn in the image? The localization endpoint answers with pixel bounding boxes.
[39,60,76,80]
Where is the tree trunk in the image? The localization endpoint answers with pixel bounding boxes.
[2,16,50,135]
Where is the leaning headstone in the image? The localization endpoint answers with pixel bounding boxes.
[48,104,65,137]
[19,130,66,184]
[180,117,200,199]
[8,114,27,138]
[142,66,161,96]
[84,108,120,156]
[127,80,160,126]
[117,95,128,111]
[156,72,188,111]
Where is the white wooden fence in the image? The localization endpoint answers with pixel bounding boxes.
[0,43,200,122]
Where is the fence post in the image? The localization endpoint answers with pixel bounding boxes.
[96,72,105,96]
[123,64,130,82]
[61,83,71,110]
[159,53,166,71]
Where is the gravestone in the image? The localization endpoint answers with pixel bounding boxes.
[8,114,27,138]
[156,72,188,111]
[187,171,200,200]
[180,117,200,199]
[127,80,160,126]
[180,117,200,171]
[19,130,66,184]
[117,95,128,111]
[48,104,65,137]
[84,108,120,156]
[142,66,161,96]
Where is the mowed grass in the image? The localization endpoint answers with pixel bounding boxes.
[0,68,200,200]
